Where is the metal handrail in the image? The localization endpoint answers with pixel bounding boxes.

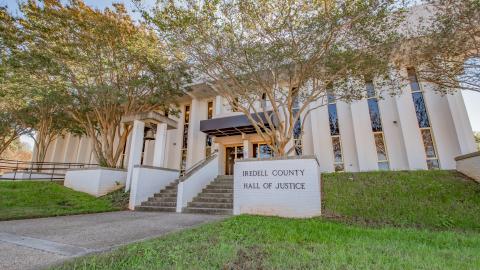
[0,159,97,166]
[0,159,98,181]
[181,150,218,181]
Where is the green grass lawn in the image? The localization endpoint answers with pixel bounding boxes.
[52,170,480,270]
[53,215,480,270]
[323,170,480,231]
[0,181,126,220]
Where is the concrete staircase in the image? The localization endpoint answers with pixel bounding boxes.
[183,175,233,215]
[135,179,180,212]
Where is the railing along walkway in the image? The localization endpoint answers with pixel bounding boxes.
[0,159,98,181]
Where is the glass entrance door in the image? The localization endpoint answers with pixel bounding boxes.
[225,145,244,175]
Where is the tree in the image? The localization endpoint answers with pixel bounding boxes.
[18,0,186,167]
[1,4,78,162]
[146,0,404,156]
[407,0,480,93]
[0,8,31,158]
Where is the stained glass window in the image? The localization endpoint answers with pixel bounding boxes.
[180,105,190,175]
[205,101,214,157]
[408,68,439,169]
[374,133,388,161]
[412,92,430,128]
[366,81,389,170]
[328,104,340,135]
[293,118,302,155]
[332,136,343,163]
[368,99,383,132]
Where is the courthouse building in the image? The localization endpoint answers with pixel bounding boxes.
[41,67,476,174]
[34,5,478,214]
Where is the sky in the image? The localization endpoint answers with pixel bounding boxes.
[1,0,479,148]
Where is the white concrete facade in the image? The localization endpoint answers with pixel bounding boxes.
[40,70,476,176]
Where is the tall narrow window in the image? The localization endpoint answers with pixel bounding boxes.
[293,119,303,155]
[366,81,389,170]
[328,93,344,171]
[205,101,214,157]
[180,105,190,175]
[407,68,439,169]
[292,94,302,155]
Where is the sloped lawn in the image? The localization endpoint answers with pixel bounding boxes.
[52,170,480,269]
[0,181,126,220]
[323,170,480,231]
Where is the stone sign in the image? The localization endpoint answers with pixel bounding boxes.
[234,156,321,218]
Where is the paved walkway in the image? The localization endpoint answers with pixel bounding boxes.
[0,211,225,270]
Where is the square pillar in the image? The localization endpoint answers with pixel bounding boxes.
[125,120,145,191]
[153,123,168,167]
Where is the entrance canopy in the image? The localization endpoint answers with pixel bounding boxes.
[200,111,276,137]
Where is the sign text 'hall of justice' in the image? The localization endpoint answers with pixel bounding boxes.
[241,169,306,190]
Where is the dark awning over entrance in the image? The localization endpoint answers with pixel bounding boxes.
[200,112,275,137]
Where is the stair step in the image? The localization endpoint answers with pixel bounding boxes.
[194,197,233,203]
[161,188,178,193]
[136,206,177,212]
[142,201,176,207]
[206,184,233,189]
[200,192,233,198]
[215,176,234,181]
[154,193,178,198]
[149,197,177,202]
[202,188,233,193]
[188,202,232,208]
[183,207,232,215]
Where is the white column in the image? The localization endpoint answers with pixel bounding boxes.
[395,69,428,170]
[215,95,223,117]
[51,136,66,163]
[62,134,80,163]
[423,85,462,169]
[377,87,409,170]
[125,120,145,191]
[309,100,335,172]
[75,137,86,163]
[186,99,207,167]
[217,143,226,175]
[337,101,359,172]
[447,92,477,155]
[153,123,168,167]
[351,99,378,171]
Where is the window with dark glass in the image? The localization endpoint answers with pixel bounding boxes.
[180,105,190,175]
[205,101,214,157]
[328,93,344,171]
[407,68,439,169]
[293,118,302,155]
[366,80,389,170]
[253,143,273,159]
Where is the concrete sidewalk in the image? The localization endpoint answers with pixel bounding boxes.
[0,211,225,270]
